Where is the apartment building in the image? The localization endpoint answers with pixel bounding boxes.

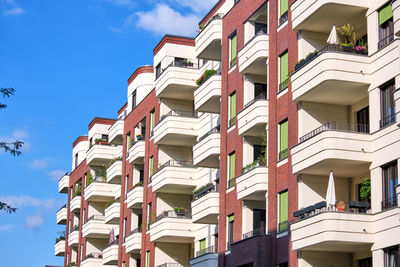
[55,0,400,266]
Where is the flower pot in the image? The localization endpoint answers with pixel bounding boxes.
[337,201,345,212]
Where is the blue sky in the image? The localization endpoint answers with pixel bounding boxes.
[0,0,217,266]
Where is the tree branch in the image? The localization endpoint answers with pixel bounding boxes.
[0,141,24,156]
[1,88,15,98]
[0,202,17,213]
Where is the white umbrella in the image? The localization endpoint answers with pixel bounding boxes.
[326,171,337,209]
[109,228,115,244]
[327,25,339,45]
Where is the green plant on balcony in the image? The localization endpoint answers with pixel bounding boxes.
[105,199,118,208]
[132,181,143,190]
[67,262,76,267]
[293,50,318,72]
[359,177,371,202]
[103,157,122,169]
[73,182,82,197]
[55,231,66,243]
[94,138,108,145]
[196,69,217,86]
[86,172,93,186]
[193,183,214,199]
[174,207,188,216]
[338,24,356,47]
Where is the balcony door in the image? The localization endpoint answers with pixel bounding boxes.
[357,106,369,133]
[382,162,398,210]
[253,209,266,233]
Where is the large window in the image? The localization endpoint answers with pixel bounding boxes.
[382,161,398,210]
[278,119,288,161]
[228,152,236,188]
[229,92,236,128]
[227,214,234,248]
[278,190,288,232]
[279,0,288,25]
[384,245,399,267]
[279,51,289,92]
[380,80,396,128]
[378,3,394,50]
[229,32,237,68]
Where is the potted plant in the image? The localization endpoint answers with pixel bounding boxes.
[174,207,187,216]
[94,138,108,145]
[359,177,371,203]
[136,134,143,141]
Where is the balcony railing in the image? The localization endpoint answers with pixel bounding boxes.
[278,220,288,233]
[382,196,398,210]
[69,225,79,233]
[380,113,396,129]
[157,110,198,125]
[278,78,288,93]
[151,210,192,225]
[156,263,186,267]
[196,245,217,257]
[241,158,266,175]
[197,13,223,35]
[156,61,199,80]
[86,215,105,223]
[279,11,288,26]
[195,69,222,88]
[378,34,395,50]
[244,92,268,109]
[105,238,119,248]
[196,125,220,144]
[299,121,370,143]
[193,183,219,200]
[123,227,142,243]
[278,148,288,161]
[242,227,266,240]
[154,160,194,176]
[86,252,103,259]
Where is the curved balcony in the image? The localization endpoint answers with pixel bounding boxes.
[70,195,81,213]
[128,141,145,165]
[55,240,65,256]
[86,144,121,166]
[291,45,370,105]
[193,126,220,168]
[153,111,198,147]
[84,180,119,202]
[108,119,124,145]
[149,210,195,243]
[291,122,372,177]
[102,241,118,265]
[238,32,269,76]
[237,93,268,137]
[104,202,120,224]
[290,0,369,32]
[191,185,219,224]
[151,161,197,194]
[82,215,113,239]
[124,228,142,254]
[155,62,199,100]
[236,163,268,201]
[126,184,143,209]
[68,228,79,247]
[194,74,221,114]
[58,173,69,193]
[57,205,67,225]
[81,255,103,267]
[195,16,222,60]
[106,160,122,184]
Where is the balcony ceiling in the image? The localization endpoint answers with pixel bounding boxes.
[302,240,372,253]
[299,158,370,178]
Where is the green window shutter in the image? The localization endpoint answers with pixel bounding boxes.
[200,239,206,251]
[146,251,150,267]
[379,4,393,25]
[280,52,288,83]
[231,34,237,61]
[228,214,234,222]
[279,191,288,223]
[229,153,235,180]
[149,157,153,176]
[280,0,288,16]
[230,93,236,120]
[280,120,288,152]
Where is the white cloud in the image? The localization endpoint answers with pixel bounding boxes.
[103,0,133,7]
[135,4,199,36]
[25,214,44,229]
[1,0,25,16]
[29,159,49,169]
[0,195,57,210]
[3,6,24,15]
[172,0,219,14]
[0,224,15,232]
[107,26,124,34]
[47,170,66,181]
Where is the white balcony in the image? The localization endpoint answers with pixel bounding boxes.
[102,243,118,265]
[55,240,65,256]
[153,112,198,147]
[151,162,197,194]
[68,229,79,247]
[84,181,119,202]
[193,128,220,168]
[108,119,124,145]
[82,216,113,239]
[291,211,374,251]
[124,230,142,254]
[237,96,268,137]
[57,206,68,225]
[194,74,221,114]
[155,63,199,100]
[86,144,121,166]
[291,47,370,105]
[70,195,81,213]
[190,252,218,267]
[192,190,219,224]
[104,202,120,224]
[128,141,145,165]
[195,17,222,60]
[290,0,368,32]
[236,165,268,201]
[291,125,372,177]
[238,33,269,76]
[81,257,103,267]
[106,160,122,184]
[58,173,69,193]
[126,185,143,209]
[149,211,195,243]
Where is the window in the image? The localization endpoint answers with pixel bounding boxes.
[149,156,154,178]
[146,251,150,267]
[358,257,372,267]
[278,190,288,232]
[254,83,267,99]
[125,175,129,199]
[382,161,398,210]
[199,238,206,252]
[80,244,84,261]
[227,214,234,248]
[150,110,155,135]
[139,170,144,183]
[155,63,161,79]
[378,3,394,49]
[124,217,128,237]
[278,119,288,161]
[229,92,236,127]
[229,32,237,68]
[127,133,131,152]
[277,263,288,267]
[279,0,288,25]
[384,245,399,267]
[253,209,266,232]
[101,134,108,141]
[279,51,289,92]
[228,152,236,188]
[147,203,152,224]
[74,153,78,168]
[255,23,268,35]
[132,90,137,110]
[254,144,265,163]
[380,80,396,128]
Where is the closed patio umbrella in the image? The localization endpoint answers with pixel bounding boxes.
[326,171,337,209]
[327,25,339,45]
[109,227,115,244]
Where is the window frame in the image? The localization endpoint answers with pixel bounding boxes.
[229,31,237,68]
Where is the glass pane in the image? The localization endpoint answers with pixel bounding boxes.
[280,0,288,16]
[280,52,288,83]
[280,120,288,151]
[229,153,235,179]
[279,191,288,223]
